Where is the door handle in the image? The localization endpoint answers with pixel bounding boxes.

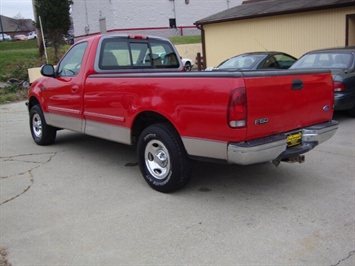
[292,79,303,90]
[71,86,79,93]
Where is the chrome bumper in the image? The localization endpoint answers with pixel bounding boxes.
[227,120,339,165]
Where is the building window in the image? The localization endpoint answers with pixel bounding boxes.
[169,18,176,28]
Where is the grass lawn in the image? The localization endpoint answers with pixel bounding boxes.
[0,39,69,103]
[169,35,201,45]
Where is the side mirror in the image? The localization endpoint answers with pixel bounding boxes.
[40,64,55,77]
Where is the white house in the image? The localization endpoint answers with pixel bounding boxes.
[71,0,242,38]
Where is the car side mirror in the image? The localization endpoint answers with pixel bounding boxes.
[41,64,55,77]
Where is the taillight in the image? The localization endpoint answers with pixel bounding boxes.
[228,88,247,128]
[334,81,345,92]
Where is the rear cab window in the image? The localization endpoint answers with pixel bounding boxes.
[94,35,183,72]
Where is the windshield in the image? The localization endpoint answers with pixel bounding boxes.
[217,54,265,69]
[291,52,354,70]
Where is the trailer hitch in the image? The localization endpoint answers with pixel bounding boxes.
[272,155,305,166]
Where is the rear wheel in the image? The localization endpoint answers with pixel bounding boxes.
[30,105,57,145]
[137,123,192,192]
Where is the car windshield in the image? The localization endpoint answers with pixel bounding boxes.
[217,54,265,69]
[291,52,354,70]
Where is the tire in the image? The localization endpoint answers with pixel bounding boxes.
[348,105,355,117]
[184,61,192,71]
[137,123,192,192]
[30,105,57,145]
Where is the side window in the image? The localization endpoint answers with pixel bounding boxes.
[57,42,88,77]
[274,54,296,69]
[261,56,278,69]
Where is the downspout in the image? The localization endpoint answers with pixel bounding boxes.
[201,25,206,69]
[172,0,178,35]
[196,24,206,69]
[172,0,177,22]
[84,0,90,34]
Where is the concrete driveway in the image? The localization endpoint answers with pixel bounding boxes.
[1,101,354,265]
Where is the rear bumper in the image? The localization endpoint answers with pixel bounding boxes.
[227,120,339,165]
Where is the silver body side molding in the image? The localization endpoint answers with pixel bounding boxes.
[45,113,83,132]
[44,112,131,145]
[85,120,131,145]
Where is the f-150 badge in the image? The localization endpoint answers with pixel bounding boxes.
[255,118,268,125]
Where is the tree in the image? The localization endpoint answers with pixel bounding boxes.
[35,0,73,61]
[12,13,30,32]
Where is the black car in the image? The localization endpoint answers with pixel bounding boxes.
[206,51,297,71]
[291,47,355,117]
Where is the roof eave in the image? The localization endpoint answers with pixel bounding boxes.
[195,2,355,26]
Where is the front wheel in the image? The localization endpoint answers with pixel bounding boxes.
[137,123,192,193]
[30,105,57,145]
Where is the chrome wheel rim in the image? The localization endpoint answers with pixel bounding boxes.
[32,113,42,138]
[144,139,170,180]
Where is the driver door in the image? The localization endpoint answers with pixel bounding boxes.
[44,42,88,132]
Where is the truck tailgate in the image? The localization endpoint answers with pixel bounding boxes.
[243,70,334,140]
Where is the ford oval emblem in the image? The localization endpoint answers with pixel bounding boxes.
[323,105,330,111]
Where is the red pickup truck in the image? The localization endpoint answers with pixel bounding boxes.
[27,34,338,192]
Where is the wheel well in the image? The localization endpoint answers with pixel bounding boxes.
[131,111,176,146]
[28,96,40,112]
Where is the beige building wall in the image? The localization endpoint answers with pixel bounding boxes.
[175,43,202,62]
[203,7,355,67]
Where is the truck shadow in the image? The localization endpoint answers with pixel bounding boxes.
[188,160,303,193]
[52,130,308,197]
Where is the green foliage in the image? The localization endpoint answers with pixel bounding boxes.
[0,49,39,81]
[0,85,28,104]
[35,0,73,60]
[35,0,72,33]
[4,83,20,93]
[0,40,68,104]
[0,40,70,82]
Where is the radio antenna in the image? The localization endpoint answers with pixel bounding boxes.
[255,39,268,51]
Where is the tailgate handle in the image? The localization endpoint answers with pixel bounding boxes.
[292,79,304,90]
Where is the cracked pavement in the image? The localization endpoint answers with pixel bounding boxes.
[1,152,57,205]
[0,101,354,265]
